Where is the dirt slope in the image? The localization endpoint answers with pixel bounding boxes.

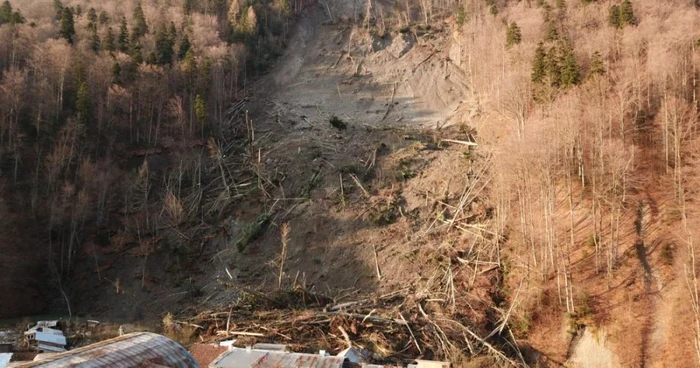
[67,2,699,366]
[72,0,484,324]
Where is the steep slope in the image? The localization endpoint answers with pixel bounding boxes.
[49,0,700,366]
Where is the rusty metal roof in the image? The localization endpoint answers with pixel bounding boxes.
[19,332,198,367]
[210,348,346,368]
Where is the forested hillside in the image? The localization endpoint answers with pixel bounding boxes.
[1,0,700,366]
[0,0,297,317]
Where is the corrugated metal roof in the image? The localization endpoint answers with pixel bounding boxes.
[20,332,198,368]
[210,348,346,368]
[0,353,12,368]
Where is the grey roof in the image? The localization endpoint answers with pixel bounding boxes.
[20,332,198,368]
[210,348,346,368]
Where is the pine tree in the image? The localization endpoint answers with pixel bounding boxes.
[168,21,177,42]
[76,81,91,124]
[87,7,97,23]
[620,0,636,26]
[455,6,466,28]
[556,0,566,10]
[88,22,101,52]
[0,1,22,25]
[155,25,174,65]
[178,35,191,59]
[489,4,499,15]
[132,3,149,39]
[104,27,115,52]
[608,5,622,28]
[59,7,76,44]
[506,21,522,48]
[130,42,143,64]
[53,0,63,21]
[532,42,547,83]
[560,44,580,87]
[118,17,130,52]
[10,10,22,24]
[182,49,197,76]
[75,5,82,17]
[545,21,559,41]
[146,51,157,65]
[74,58,86,86]
[589,51,605,76]
[111,62,122,85]
[195,94,207,124]
[183,0,195,15]
[545,45,562,86]
[0,1,12,25]
[98,10,109,25]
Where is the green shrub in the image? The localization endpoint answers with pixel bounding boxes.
[237,212,271,251]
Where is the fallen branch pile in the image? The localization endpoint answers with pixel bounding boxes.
[183,288,523,367]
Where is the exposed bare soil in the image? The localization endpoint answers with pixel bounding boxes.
[61,2,698,367]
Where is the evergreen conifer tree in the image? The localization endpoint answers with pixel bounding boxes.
[506,21,522,48]
[455,6,466,28]
[87,7,97,23]
[620,0,636,26]
[589,51,605,76]
[53,0,63,21]
[608,5,622,28]
[118,17,130,52]
[178,35,191,59]
[10,10,22,24]
[98,11,109,25]
[59,7,76,44]
[183,0,194,15]
[545,21,559,41]
[104,27,115,52]
[74,58,86,86]
[0,1,13,25]
[130,42,143,64]
[560,44,580,87]
[182,49,197,76]
[155,25,174,65]
[132,3,149,39]
[195,94,207,124]
[532,42,547,83]
[545,45,562,86]
[75,5,82,17]
[168,21,177,42]
[76,82,91,124]
[111,62,121,85]
[88,23,101,52]
[146,51,157,65]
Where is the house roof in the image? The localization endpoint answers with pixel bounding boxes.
[0,353,12,368]
[20,332,197,368]
[210,348,346,368]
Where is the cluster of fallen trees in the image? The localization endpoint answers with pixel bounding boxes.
[180,287,524,366]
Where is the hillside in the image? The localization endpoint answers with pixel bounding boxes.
[1,0,700,366]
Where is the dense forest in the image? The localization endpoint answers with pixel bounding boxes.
[0,0,300,317]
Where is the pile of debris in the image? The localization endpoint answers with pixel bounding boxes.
[181,288,522,367]
[24,321,67,353]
